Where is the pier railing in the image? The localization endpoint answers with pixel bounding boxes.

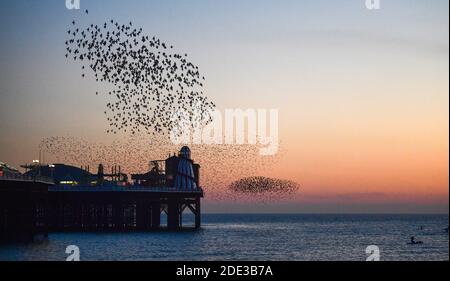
[0,173,202,194]
[0,173,54,185]
[49,185,204,194]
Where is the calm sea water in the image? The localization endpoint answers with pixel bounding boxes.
[0,214,448,261]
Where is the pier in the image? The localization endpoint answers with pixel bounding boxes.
[0,146,203,242]
[0,178,203,242]
[47,186,202,231]
[0,175,50,241]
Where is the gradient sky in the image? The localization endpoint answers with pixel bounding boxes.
[0,0,448,213]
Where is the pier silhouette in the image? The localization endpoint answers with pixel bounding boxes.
[0,147,203,242]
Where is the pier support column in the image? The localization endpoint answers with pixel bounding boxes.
[167,200,180,230]
[136,201,150,230]
[195,198,201,229]
[151,203,160,229]
[74,202,81,230]
[58,203,64,231]
[113,201,122,230]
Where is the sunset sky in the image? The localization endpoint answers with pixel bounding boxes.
[0,0,448,213]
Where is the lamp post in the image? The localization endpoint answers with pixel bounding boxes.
[32,160,40,177]
[49,164,55,179]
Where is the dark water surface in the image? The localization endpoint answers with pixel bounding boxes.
[0,214,448,261]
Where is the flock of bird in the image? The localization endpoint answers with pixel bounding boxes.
[229,176,300,196]
[65,15,215,135]
[39,135,297,201]
[54,13,299,201]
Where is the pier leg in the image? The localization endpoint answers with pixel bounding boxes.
[151,203,160,229]
[101,203,107,230]
[113,201,122,230]
[58,203,64,231]
[136,201,149,230]
[43,202,49,238]
[179,204,183,229]
[195,198,201,229]
[167,200,180,230]
[74,202,81,230]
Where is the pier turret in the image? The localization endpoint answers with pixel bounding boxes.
[174,146,198,190]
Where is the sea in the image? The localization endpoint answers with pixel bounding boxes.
[0,214,448,261]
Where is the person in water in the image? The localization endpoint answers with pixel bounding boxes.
[410,236,423,245]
